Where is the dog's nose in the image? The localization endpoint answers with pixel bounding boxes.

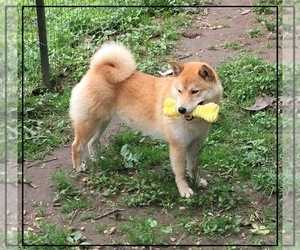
[178,107,187,114]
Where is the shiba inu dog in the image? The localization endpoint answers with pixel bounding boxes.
[69,42,222,198]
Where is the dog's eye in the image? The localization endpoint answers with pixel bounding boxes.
[178,89,182,94]
[191,90,199,94]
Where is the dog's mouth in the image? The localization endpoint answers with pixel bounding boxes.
[184,115,194,121]
[184,101,204,121]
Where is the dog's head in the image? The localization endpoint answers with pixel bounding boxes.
[169,61,222,121]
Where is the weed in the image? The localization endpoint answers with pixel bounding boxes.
[253,0,281,15]
[207,44,217,50]
[120,143,142,169]
[50,169,93,213]
[265,42,273,49]
[23,221,69,245]
[266,21,277,32]
[61,197,93,214]
[183,214,242,237]
[67,231,90,245]
[253,6,276,15]
[94,223,107,234]
[217,54,281,106]
[34,203,46,217]
[245,28,262,38]
[119,217,165,244]
[50,169,81,200]
[79,212,94,221]
[221,41,240,50]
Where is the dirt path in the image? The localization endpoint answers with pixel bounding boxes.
[175,0,280,67]
[21,1,280,246]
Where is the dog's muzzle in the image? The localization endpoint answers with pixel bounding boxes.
[183,101,204,121]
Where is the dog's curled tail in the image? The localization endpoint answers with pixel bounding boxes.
[90,42,137,84]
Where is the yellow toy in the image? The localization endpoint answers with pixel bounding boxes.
[163,98,219,123]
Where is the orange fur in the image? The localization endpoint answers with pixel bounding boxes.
[69,42,223,198]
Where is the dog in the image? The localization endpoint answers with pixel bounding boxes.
[69,42,222,198]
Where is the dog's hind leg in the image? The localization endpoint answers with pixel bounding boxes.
[87,118,111,161]
[71,119,102,172]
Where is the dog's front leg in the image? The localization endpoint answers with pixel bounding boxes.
[169,141,194,198]
[186,140,207,188]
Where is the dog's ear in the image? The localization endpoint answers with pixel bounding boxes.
[169,61,184,77]
[198,64,216,82]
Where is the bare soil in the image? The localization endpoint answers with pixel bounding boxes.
[20,0,280,248]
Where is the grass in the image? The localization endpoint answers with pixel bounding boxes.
[119,217,166,244]
[22,221,70,246]
[221,41,240,50]
[244,28,262,38]
[20,0,282,246]
[253,0,282,15]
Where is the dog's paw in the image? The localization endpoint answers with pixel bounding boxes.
[179,187,194,198]
[177,180,194,198]
[74,162,87,172]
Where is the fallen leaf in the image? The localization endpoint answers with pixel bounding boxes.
[23,178,38,189]
[33,222,40,229]
[109,227,116,235]
[27,227,35,232]
[250,223,270,235]
[244,95,274,111]
[162,226,172,234]
[250,228,270,235]
[210,25,223,30]
[241,9,251,15]
[170,236,177,242]
[241,218,251,227]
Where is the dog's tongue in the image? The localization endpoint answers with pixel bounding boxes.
[184,115,194,121]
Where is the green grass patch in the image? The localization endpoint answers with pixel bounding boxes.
[221,41,240,50]
[50,169,93,213]
[23,221,69,246]
[253,0,282,15]
[217,54,281,107]
[244,28,262,38]
[182,214,242,237]
[119,217,167,244]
